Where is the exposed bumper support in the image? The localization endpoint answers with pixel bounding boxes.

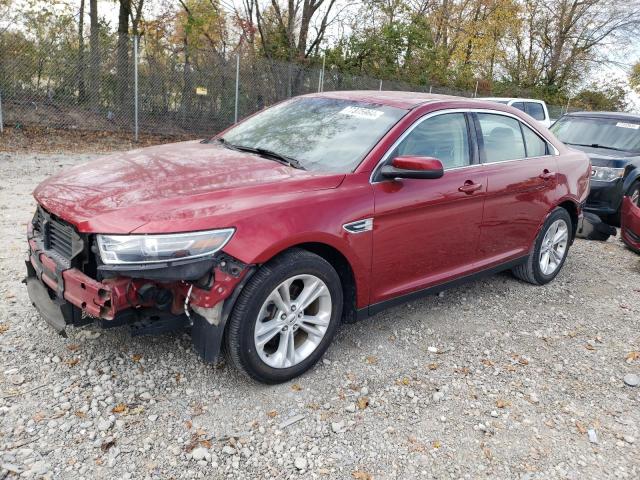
[26,232,253,363]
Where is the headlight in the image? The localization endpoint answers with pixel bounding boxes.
[96,229,235,265]
[591,166,624,182]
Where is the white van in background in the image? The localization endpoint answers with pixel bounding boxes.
[477,97,552,128]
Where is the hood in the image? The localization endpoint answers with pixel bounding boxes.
[568,145,640,168]
[34,141,345,233]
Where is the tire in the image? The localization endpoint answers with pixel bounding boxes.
[225,248,343,384]
[512,207,572,285]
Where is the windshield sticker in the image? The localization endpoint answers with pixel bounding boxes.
[339,106,384,120]
[615,122,640,130]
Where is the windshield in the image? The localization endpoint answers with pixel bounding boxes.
[551,116,640,153]
[218,97,406,173]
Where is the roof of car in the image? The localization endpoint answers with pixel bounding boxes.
[563,111,640,121]
[478,97,545,103]
[307,90,462,109]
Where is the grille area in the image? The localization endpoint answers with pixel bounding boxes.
[32,207,80,261]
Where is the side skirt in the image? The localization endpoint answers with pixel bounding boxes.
[356,256,528,320]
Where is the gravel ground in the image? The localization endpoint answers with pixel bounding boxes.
[1,151,639,480]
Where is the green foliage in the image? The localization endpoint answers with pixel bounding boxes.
[2,0,634,114]
[630,62,640,94]
[571,81,629,112]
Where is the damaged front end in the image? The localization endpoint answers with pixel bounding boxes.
[25,206,251,362]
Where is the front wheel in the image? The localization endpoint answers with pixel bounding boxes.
[225,249,343,384]
[512,207,572,285]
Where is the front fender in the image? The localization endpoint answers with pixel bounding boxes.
[222,174,375,308]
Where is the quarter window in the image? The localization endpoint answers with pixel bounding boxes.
[525,102,545,121]
[477,113,526,163]
[390,113,470,169]
[522,124,548,157]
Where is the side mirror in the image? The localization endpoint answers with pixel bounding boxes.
[381,156,444,180]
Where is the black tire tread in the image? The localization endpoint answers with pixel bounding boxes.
[225,248,341,384]
[511,255,539,284]
[512,207,572,285]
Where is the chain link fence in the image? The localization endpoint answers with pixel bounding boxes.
[0,35,575,138]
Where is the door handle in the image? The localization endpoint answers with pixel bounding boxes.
[458,181,483,194]
[539,170,556,180]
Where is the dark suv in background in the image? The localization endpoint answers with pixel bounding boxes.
[551,112,640,228]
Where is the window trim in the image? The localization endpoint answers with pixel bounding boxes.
[370,108,558,184]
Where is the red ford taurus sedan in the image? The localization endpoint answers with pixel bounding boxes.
[26,92,590,383]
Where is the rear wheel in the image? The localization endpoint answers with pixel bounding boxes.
[512,207,572,285]
[225,249,342,384]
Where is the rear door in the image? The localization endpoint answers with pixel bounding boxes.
[473,112,558,265]
[370,112,487,304]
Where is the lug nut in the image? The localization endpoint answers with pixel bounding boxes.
[291,305,296,311]
[281,314,287,320]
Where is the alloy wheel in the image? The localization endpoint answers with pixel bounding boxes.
[254,274,332,369]
[539,219,569,275]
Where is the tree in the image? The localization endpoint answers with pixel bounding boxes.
[239,0,339,61]
[115,0,132,111]
[502,0,640,98]
[77,0,86,104]
[572,80,629,111]
[89,0,100,106]
[630,62,640,94]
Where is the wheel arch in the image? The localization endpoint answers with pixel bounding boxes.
[273,242,358,324]
[623,168,640,195]
[556,199,580,241]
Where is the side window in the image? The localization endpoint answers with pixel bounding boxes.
[511,101,526,112]
[477,113,526,163]
[391,113,470,169]
[525,102,546,121]
[521,124,549,157]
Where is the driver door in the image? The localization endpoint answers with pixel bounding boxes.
[370,112,487,306]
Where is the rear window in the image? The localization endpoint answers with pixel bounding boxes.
[525,102,545,121]
[511,102,526,112]
[477,113,526,162]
